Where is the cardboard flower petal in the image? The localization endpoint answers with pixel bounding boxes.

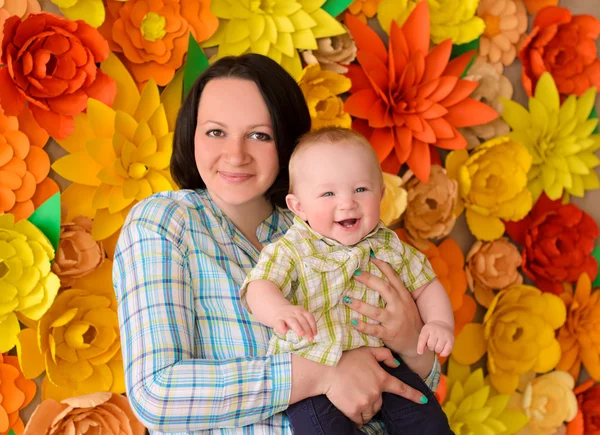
[0,214,60,353]
[556,273,600,382]
[519,6,600,97]
[99,0,218,86]
[377,0,485,45]
[344,2,498,181]
[403,165,458,250]
[51,0,105,28]
[301,26,357,74]
[466,238,523,308]
[24,392,145,435]
[476,0,527,72]
[16,261,125,401]
[446,136,533,241]
[504,194,599,295]
[0,13,116,140]
[298,64,352,130]
[380,173,407,226]
[442,357,529,434]
[453,284,566,394]
[0,353,36,435]
[567,380,600,435]
[202,0,346,79]
[502,72,600,202]
[0,0,40,19]
[347,0,381,23]
[52,54,176,242]
[508,371,578,434]
[0,107,59,221]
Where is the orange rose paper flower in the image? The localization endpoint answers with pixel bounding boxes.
[24,392,145,435]
[0,13,116,139]
[556,273,600,382]
[567,380,600,435]
[519,6,600,97]
[344,2,498,181]
[0,354,36,435]
[0,107,59,221]
[99,0,218,86]
[505,194,599,295]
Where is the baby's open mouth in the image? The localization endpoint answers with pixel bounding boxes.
[336,219,358,228]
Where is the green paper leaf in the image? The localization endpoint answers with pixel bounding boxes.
[591,106,598,133]
[592,246,600,287]
[321,0,353,17]
[27,192,61,253]
[8,430,16,435]
[184,34,209,98]
[450,38,479,78]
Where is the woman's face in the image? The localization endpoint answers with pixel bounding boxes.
[194,78,279,210]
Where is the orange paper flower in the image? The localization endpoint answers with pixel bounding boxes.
[567,380,600,435]
[557,273,600,382]
[523,0,558,15]
[0,106,58,221]
[99,0,218,86]
[344,2,498,181]
[0,13,116,139]
[0,353,36,435]
[519,6,600,96]
[347,0,381,23]
[0,0,40,19]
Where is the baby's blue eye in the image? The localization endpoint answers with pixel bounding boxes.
[356,187,367,193]
[322,192,334,197]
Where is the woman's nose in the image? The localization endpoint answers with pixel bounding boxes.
[223,136,249,165]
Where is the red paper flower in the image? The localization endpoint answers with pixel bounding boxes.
[519,6,600,96]
[343,1,498,181]
[567,380,600,435]
[505,194,599,295]
[0,13,116,139]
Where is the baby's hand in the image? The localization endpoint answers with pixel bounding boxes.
[417,321,454,357]
[273,306,318,342]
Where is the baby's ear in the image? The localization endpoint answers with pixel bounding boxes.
[286,194,307,220]
[380,184,386,200]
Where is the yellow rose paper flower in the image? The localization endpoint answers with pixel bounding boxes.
[446,136,533,241]
[202,0,346,78]
[16,261,124,401]
[380,172,407,226]
[556,273,600,382]
[52,54,175,242]
[297,64,351,130]
[377,0,485,44]
[453,284,567,394]
[0,214,60,353]
[508,372,578,434]
[51,0,105,27]
[443,357,528,434]
[501,72,600,202]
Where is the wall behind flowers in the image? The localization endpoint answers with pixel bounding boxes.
[1,0,599,433]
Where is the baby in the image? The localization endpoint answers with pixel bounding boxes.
[240,128,454,434]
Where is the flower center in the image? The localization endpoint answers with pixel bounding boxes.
[0,261,8,278]
[128,162,149,180]
[141,12,167,42]
[482,13,501,38]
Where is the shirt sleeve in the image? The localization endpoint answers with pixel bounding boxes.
[423,355,442,392]
[113,197,292,432]
[395,240,437,292]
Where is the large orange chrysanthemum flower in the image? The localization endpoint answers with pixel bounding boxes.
[344,1,498,181]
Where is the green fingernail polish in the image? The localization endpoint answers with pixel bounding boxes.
[370,250,375,258]
[351,319,358,326]
[420,396,428,404]
[353,270,361,276]
[394,358,401,365]
[343,296,352,304]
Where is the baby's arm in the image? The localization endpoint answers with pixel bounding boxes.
[246,280,318,341]
[410,278,455,357]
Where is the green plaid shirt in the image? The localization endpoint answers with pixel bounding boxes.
[241,217,437,367]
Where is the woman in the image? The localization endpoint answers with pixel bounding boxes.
[113,53,440,434]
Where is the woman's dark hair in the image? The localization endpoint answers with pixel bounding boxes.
[170,53,312,208]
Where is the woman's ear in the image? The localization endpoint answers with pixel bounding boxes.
[286,194,307,220]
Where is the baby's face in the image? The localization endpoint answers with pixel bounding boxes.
[287,142,384,246]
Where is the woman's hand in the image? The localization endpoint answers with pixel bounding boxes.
[322,347,427,427]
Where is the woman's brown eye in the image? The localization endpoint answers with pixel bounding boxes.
[250,132,271,141]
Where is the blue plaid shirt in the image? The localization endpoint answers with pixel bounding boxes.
[113,189,440,434]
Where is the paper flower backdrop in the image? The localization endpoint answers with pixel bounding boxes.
[0,354,36,435]
[380,172,407,226]
[301,27,357,74]
[0,13,116,139]
[202,0,346,79]
[0,0,40,19]
[568,380,600,434]
[344,1,498,181]
[347,0,380,23]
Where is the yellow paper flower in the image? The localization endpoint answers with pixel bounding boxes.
[202,0,346,79]
[501,72,600,202]
[0,214,60,353]
[508,372,578,434]
[51,0,105,27]
[453,284,567,394]
[16,261,125,401]
[347,0,381,23]
[446,136,533,241]
[51,54,175,242]
[380,172,407,226]
[377,0,485,44]
[298,64,351,130]
[443,357,529,434]
[556,273,600,382]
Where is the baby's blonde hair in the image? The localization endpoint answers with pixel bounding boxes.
[289,127,382,193]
